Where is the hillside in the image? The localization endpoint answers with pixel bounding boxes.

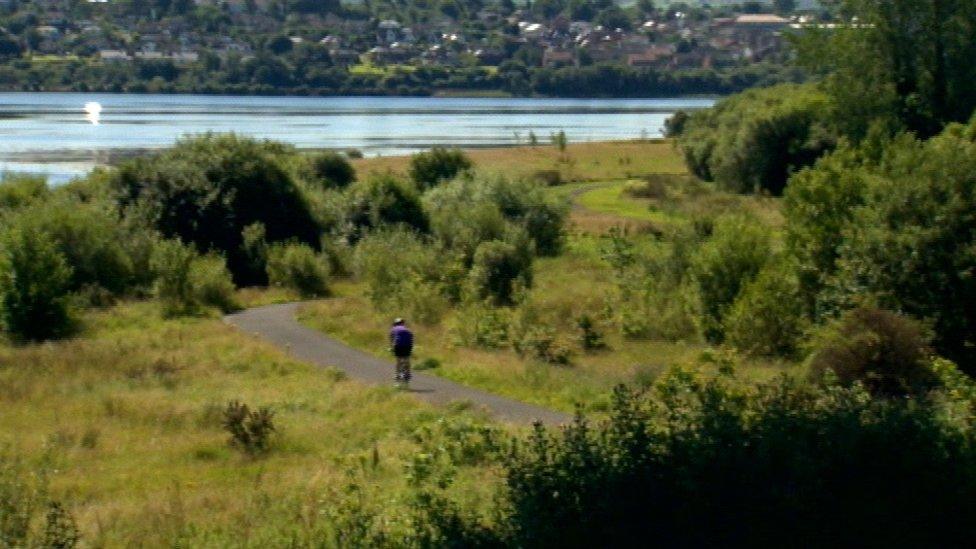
[0,0,808,95]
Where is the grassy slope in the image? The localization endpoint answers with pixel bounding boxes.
[0,303,501,545]
[302,140,790,413]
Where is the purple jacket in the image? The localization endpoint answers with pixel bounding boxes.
[390,325,414,357]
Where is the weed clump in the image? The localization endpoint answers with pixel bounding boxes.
[223,401,276,455]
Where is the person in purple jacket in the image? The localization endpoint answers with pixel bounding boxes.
[390,318,414,387]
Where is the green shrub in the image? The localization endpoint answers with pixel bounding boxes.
[409,147,473,189]
[690,215,772,343]
[678,83,837,195]
[426,176,568,260]
[112,134,322,285]
[42,502,80,549]
[609,228,700,342]
[354,228,459,323]
[450,300,510,349]
[783,146,868,317]
[190,254,240,313]
[724,259,808,358]
[344,174,428,240]
[513,325,573,365]
[825,124,976,367]
[577,314,607,351]
[7,196,137,297]
[222,401,276,455]
[467,234,533,306]
[808,306,937,397]
[240,222,269,285]
[480,177,568,257]
[311,151,356,189]
[151,239,198,316]
[266,242,330,298]
[0,174,49,211]
[0,226,75,341]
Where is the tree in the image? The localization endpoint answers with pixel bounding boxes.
[827,122,976,367]
[795,0,976,139]
[112,134,322,285]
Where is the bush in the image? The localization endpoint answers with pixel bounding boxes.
[354,228,459,323]
[467,234,533,306]
[494,372,976,547]
[0,226,75,341]
[112,134,322,285]
[690,215,771,343]
[577,314,607,351]
[151,239,238,316]
[531,170,562,186]
[824,124,976,367]
[0,174,49,211]
[190,254,240,313]
[151,239,198,316]
[610,228,700,342]
[223,400,276,455]
[266,242,330,298]
[450,300,510,349]
[311,151,356,189]
[240,222,269,285]
[724,259,808,358]
[344,174,428,240]
[409,147,473,189]
[7,196,137,297]
[513,325,573,365]
[480,177,568,257]
[42,502,80,549]
[679,83,837,195]
[808,307,937,397]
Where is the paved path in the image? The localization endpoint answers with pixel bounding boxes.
[225,302,570,425]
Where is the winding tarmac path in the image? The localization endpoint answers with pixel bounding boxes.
[225,302,570,425]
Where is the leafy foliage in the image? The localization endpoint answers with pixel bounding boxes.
[266,242,330,298]
[690,215,772,343]
[310,152,356,189]
[724,259,808,358]
[467,233,534,306]
[808,306,937,397]
[112,134,322,285]
[679,83,837,194]
[344,174,429,240]
[409,147,473,190]
[151,239,238,316]
[0,226,74,341]
[222,401,276,455]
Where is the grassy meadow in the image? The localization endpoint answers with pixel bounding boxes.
[0,302,504,545]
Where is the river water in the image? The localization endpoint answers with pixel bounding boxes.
[0,93,714,184]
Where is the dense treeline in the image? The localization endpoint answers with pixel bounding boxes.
[0,57,802,97]
[664,0,976,373]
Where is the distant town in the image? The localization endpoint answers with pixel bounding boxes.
[0,0,828,96]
